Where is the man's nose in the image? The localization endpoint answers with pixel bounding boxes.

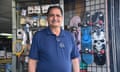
[53,15,58,19]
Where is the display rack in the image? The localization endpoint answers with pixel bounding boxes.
[0,59,12,64]
[0,37,12,72]
[12,0,110,72]
[12,0,64,72]
[64,0,110,72]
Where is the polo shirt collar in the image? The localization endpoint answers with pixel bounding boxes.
[46,27,65,37]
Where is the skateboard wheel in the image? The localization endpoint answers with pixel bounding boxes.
[98,20,103,25]
[90,50,94,54]
[100,49,105,54]
[87,22,93,26]
[80,69,87,72]
[85,48,89,51]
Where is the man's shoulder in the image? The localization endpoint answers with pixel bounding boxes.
[63,30,72,36]
[63,30,70,33]
[33,28,47,36]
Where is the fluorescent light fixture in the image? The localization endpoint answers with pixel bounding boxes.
[0,33,12,36]
[7,36,12,39]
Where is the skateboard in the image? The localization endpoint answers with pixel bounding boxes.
[80,12,94,64]
[69,16,84,71]
[69,16,81,51]
[80,61,88,71]
[92,12,106,65]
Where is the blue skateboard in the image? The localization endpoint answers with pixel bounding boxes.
[92,12,106,65]
[80,12,94,64]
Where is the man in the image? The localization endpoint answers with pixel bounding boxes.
[28,6,80,72]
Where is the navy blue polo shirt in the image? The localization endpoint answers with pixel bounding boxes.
[29,27,79,72]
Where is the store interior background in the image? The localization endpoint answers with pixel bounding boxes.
[0,0,120,72]
[0,0,110,72]
[0,0,12,55]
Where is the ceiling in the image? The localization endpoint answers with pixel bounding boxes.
[0,0,12,33]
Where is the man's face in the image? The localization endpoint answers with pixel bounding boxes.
[47,8,63,28]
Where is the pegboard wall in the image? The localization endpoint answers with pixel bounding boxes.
[64,0,110,72]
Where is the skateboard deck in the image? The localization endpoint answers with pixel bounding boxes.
[81,12,93,64]
[80,61,88,71]
[69,16,81,51]
[92,11,106,65]
[69,16,83,70]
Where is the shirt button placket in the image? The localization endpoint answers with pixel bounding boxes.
[56,37,60,56]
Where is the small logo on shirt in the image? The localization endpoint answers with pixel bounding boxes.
[59,42,65,48]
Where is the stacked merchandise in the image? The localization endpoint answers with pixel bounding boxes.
[0,64,5,72]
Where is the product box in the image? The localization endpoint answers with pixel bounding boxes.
[0,50,6,59]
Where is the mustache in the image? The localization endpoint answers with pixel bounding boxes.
[52,19,60,23]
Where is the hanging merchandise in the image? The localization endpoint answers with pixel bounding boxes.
[23,23,32,45]
[17,29,24,40]
[32,17,39,27]
[0,50,6,59]
[69,16,83,70]
[21,9,27,16]
[0,64,5,72]
[13,40,25,57]
[25,16,40,29]
[12,0,64,72]
[80,12,94,65]
[92,11,106,65]
[6,52,12,59]
[40,16,48,27]
[64,0,109,72]
[5,63,12,72]
[27,5,43,30]
[28,5,41,14]
[42,5,49,14]
[69,16,81,51]
[20,17,26,25]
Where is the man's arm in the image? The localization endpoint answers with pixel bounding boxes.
[72,58,80,72]
[28,58,37,72]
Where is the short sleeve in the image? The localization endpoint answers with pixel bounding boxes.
[71,34,80,59]
[29,33,40,60]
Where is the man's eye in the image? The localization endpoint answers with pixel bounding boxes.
[48,14,61,17]
[56,15,61,17]
[49,14,54,17]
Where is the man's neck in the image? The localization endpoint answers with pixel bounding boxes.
[50,26,61,36]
